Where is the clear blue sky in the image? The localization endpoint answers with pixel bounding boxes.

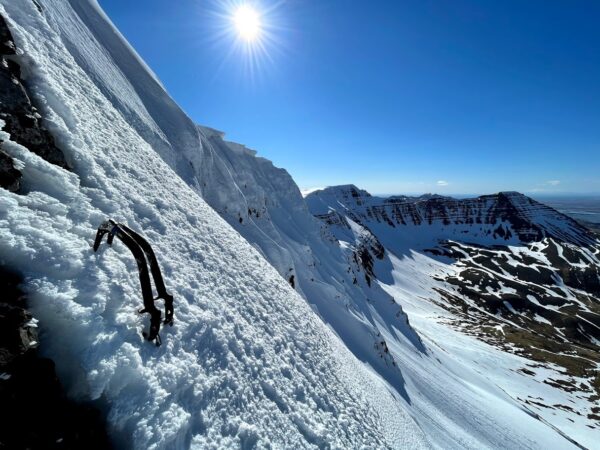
[98,0,600,195]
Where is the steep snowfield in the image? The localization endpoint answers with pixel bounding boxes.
[194,125,424,397]
[0,1,428,448]
[378,251,597,449]
[0,1,591,449]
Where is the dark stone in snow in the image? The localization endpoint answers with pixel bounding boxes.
[0,16,16,55]
[0,267,112,450]
[0,148,20,191]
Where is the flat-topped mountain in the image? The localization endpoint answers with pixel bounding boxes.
[307,186,596,247]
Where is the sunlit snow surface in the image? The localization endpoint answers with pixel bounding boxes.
[378,251,596,449]
[0,0,590,449]
[0,1,426,448]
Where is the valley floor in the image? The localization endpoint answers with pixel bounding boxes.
[379,250,597,449]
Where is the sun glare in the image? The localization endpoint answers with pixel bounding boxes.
[206,0,285,80]
[233,5,261,41]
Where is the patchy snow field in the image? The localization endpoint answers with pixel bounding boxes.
[307,186,599,449]
[379,251,596,449]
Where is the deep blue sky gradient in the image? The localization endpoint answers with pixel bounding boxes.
[98,0,600,195]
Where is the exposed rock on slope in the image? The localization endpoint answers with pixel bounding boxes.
[0,12,69,192]
[0,267,111,450]
[0,149,20,191]
[307,185,600,444]
[307,185,596,247]
[0,15,67,170]
[0,13,110,447]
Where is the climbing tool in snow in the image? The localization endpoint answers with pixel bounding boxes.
[93,219,174,346]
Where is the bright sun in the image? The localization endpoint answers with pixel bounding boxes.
[233,5,261,41]
[214,1,279,75]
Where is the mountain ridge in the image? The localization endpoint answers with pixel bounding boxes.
[307,186,596,247]
[0,1,429,447]
[306,184,600,445]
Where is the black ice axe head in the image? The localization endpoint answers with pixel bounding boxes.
[93,219,118,251]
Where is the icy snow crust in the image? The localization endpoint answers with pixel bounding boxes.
[194,124,426,399]
[0,1,428,448]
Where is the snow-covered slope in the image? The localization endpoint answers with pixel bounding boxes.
[0,1,429,448]
[192,138,600,449]
[194,138,599,448]
[194,125,424,395]
[0,0,594,448]
[307,185,600,448]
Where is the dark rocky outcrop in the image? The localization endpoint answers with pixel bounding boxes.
[352,227,385,287]
[0,14,16,55]
[0,14,68,182]
[0,148,20,191]
[0,267,112,450]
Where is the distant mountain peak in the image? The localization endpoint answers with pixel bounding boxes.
[315,184,371,197]
[307,186,596,247]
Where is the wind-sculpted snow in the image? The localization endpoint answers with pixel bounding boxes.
[192,109,590,449]
[194,125,425,396]
[0,2,429,448]
[186,143,592,449]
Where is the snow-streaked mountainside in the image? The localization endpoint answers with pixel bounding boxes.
[307,185,596,248]
[307,185,600,448]
[0,1,597,449]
